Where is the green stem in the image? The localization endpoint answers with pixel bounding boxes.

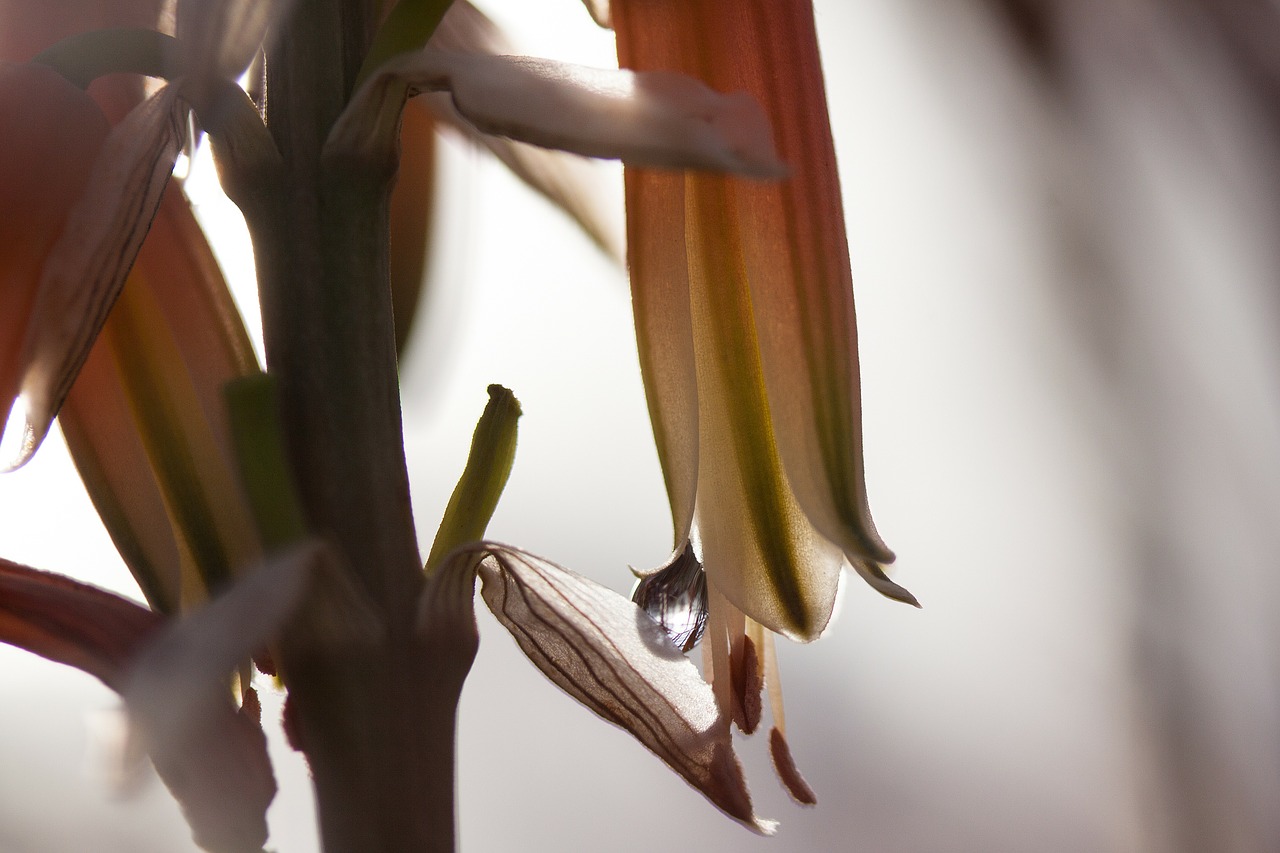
[235,2,467,850]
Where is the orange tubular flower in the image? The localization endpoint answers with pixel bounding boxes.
[0,62,109,440]
[614,0,917,801]
[1,0,262,610]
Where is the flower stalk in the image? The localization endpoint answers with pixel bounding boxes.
[244,2,458,851]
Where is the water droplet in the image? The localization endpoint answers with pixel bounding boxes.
[633,543,708,652]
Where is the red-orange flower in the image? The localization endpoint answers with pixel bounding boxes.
[0,62,108,447]
[614,0,917,802]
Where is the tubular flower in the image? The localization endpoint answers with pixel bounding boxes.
[1,0,262,611]
[0,62,109,445]
[614,0,918,800]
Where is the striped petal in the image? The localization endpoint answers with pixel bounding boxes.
[5,83,186,468]
[613,0,915,635]
[685,174,844,640]
[0,62,109,454]
[612,0,703,556]
[428,543,776,834]
[0,557,162,690]
[61,186,262,612]
[700,0,901,579]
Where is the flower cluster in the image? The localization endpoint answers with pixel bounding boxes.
[0,0,911,848]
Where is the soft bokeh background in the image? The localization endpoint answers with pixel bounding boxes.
[3,0,1279,851]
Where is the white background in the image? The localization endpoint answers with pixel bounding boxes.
[3,1,1278,851]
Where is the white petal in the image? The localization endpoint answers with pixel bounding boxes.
[423,2,622,257]
[6,85,186,469]
[335,48,786,177]
[122,542,319,852]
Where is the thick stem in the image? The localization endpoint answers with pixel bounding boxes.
[248,2,464,850]
[263,0,419,616]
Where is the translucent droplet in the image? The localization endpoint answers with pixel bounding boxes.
[633,543,708,652]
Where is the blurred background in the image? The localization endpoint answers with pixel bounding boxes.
[3,0,1279,850]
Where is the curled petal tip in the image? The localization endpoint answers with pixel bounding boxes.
[852,560,920,608]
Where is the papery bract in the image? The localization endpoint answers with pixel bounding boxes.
[422,542,776,834]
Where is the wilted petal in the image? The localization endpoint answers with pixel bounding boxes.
[124,543,319,853]
[7,84,186,468]
[422,1,622,257]
[335,47,786,177]
[436,542,774,834]
[0,62,109,442]
[0,558,162,690]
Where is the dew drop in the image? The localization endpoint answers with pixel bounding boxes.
[633,542,708,653]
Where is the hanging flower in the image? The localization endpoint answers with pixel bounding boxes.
[613,0,919,802]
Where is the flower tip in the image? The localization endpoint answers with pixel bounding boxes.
[706,739,777,835]
[853,560,921,608]
[0,395,37,473]
[580,0,612,29]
